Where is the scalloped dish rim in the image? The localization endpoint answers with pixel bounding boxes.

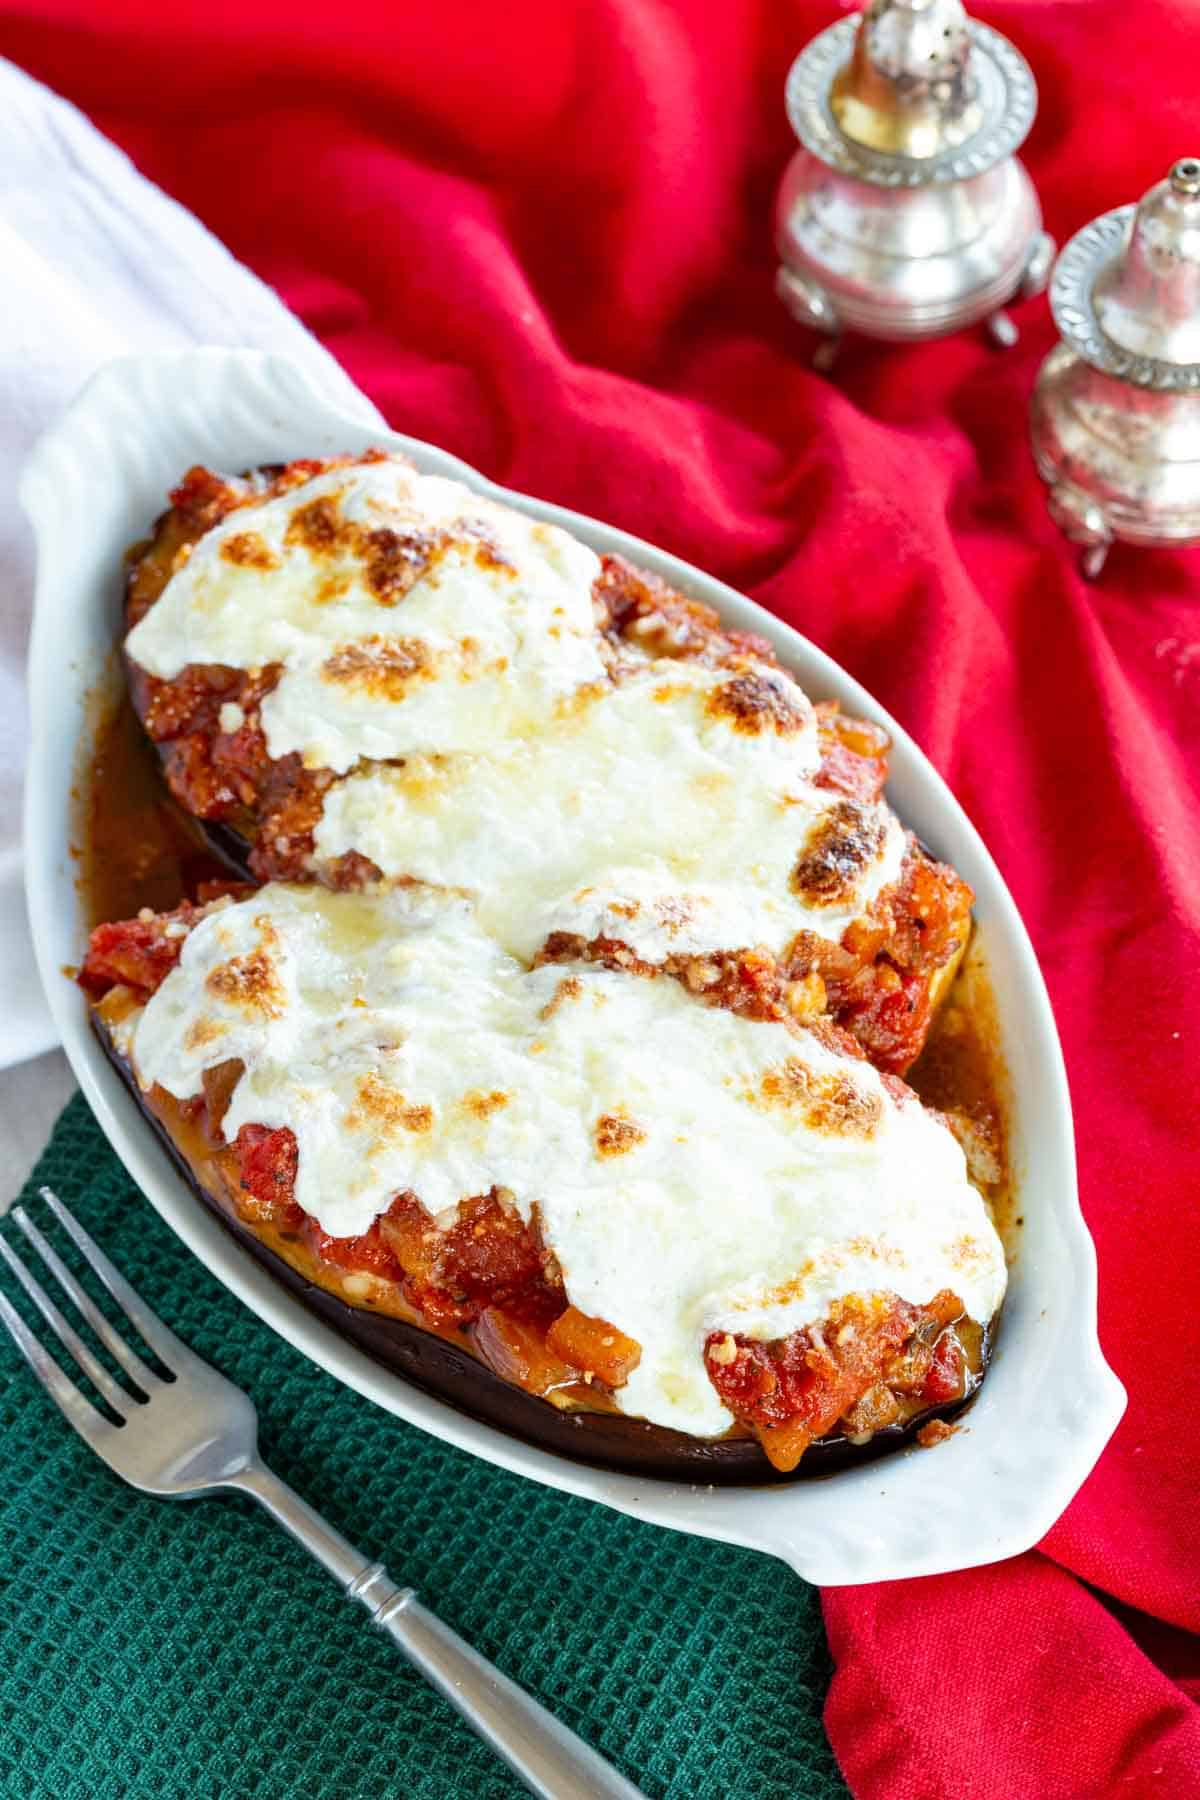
[20,348,1125,1585]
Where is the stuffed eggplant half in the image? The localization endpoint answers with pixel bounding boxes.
[121,452,974,1076]
[83,882,1002,1477]
[79,450,1008,1480]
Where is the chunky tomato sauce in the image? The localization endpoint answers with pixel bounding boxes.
[703,1292,983,1471]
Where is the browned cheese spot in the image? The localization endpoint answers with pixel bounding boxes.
[594,1112,648,1158]
[321,636,433,701]
[183,1014,228,1051]
[456,518,516,575]
[282,489,446,606]
[750,1057,883,1138]
[706,669,809,736]
[220,531,281,572]
[743,1257,818,1312]
[539,974,583,1020]
[348,1071,434,1135]
[314,572,351,605]
[460,1088,512,1120]
[947,1233,983,1270]
[842,1234,903,1265]
[285,493,345,555]
[791,800,887,907]
[203,940,286,1018]
[458,634,481,673]
[359,526,445,605]
[554,679,611,723]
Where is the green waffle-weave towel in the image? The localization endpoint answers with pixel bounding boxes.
[0,1094,849,1800]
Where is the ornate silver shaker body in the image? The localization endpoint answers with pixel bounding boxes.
[776,0,1054,364]
[1031,158,1200,579]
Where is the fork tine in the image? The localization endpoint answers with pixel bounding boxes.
[0,1236,135,1417]
[39,1188,196,1374]
[11,1207,159,1393]
[39,1188,199,1368]
[0,1286,117,1444]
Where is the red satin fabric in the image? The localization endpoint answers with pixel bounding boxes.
[4,2,1198,1793]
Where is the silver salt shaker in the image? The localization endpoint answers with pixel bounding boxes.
[1031,157,1200,578]
[776,0,1054,365]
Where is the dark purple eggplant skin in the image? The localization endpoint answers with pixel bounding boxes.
[93,1015,989,1485]
[196,816,257,882]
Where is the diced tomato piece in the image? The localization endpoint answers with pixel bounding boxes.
[813,742,888,805]
[838,967,933,1076]
[439,1192,540,1292]
[377,1190,564,1328]
[922,1329,966,1405]
[814,703,890,805]
[703,1338,776,1415]
[168,464,247,528]
[78,910,192,1000]
[378,1193,472,1327]
[233,1123,302,1228]
[843,852,973,982]
[723,948,789,1021]
[305,1218,402,1281]
[436,1192,562,1324]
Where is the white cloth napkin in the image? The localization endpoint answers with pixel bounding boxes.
[0,58,365,1070]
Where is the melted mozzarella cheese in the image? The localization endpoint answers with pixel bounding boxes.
[314,656,906,963]
[130,885,1006,1438]
[126,456,907,961]
[125,460,607,773]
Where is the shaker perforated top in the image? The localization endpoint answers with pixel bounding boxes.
[784,0,1038,188]
[1050,158,1200,390]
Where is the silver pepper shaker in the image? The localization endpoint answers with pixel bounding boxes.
[1031,158,1200,579]
[776,0,1054,366]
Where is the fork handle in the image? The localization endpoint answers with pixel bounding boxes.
[230,1461,645,1800]
[354,1569,646,1800]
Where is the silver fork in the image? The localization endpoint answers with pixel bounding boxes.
[0,1187,644,1800]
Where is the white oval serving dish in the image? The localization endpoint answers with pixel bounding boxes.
[21,348,1124,1585]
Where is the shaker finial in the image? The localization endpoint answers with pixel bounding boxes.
[1031,159,1200,578]
[1091,157,1200,368]
[831,0,982,159]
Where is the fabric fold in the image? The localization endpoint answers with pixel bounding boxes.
[0,55,362,1069]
